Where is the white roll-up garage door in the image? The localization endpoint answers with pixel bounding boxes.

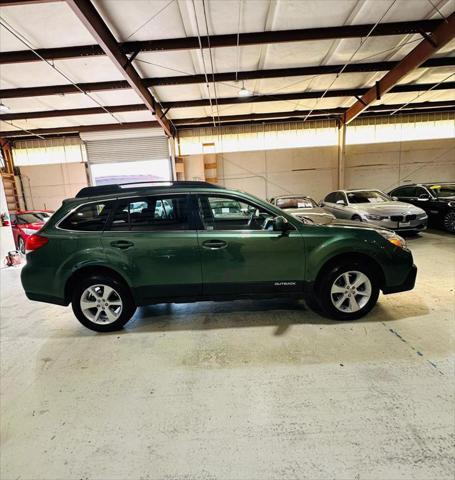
[85,136,169,165]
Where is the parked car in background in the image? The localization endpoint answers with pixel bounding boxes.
[10,210,53,254]
[269,195,335,224]
[388,183,455,233]
[321,189,428,233]
[21,181,417,332]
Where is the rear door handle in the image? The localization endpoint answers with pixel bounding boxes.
[202,239,228,250]
[110,240,134,250]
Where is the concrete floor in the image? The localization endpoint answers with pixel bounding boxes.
[1,229,454,480]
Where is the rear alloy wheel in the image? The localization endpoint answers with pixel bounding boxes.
[443,211,455,233]
[72,275,136,332]
[352,215,362,222]
[317,263,379,320]
[18,237,26,255]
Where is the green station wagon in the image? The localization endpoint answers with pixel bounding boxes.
[21,181,417,332]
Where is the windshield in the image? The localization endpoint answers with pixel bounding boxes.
[276,197,317,209]
[427,184,455,198]
[347,191,389,204]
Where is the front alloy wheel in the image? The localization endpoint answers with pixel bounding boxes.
[443,211,455,233]
[317,263,379,320]
[330,271,372,313]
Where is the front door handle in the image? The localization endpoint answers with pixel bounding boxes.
[202,239,228,250]
[110,240,134,250]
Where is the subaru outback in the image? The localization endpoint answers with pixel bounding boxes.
[21,181,417,332]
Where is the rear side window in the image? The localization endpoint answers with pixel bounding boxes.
[59,202,114,231]
[109,195,190,231]
[391,186,416,197]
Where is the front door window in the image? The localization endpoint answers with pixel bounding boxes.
[198,195,282,232]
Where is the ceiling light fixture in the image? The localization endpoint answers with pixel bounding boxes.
[0,102,10,113]
[238,81,252,97]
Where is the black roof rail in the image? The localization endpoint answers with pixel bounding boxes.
[75,180,221,198]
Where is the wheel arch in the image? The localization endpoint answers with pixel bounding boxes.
[64,265,132,304]
[313,252,385,294]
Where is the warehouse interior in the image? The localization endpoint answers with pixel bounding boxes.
[0,0,454,479]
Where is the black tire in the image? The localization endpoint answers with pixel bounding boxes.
[304,291,322,314]
[443,211,455,233]
[71,274,136,332]
[316,261,380,321]
[352,215,362,222]
[18,236,25,255]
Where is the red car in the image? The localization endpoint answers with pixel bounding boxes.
[10,210,53,254]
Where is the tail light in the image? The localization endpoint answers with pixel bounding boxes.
[25,234,49,253]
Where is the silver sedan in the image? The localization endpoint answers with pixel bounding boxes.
[321,189,428,232]
[269,195,335,224]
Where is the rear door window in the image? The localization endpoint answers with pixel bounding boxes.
[109,195,190,231]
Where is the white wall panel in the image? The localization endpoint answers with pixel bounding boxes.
[19,162,88,211]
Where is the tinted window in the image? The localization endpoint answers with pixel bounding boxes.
[325,192,337,203]
[110,195,190,231]
[392,186,416,197]
[415,187,429,197]
[59,202,114,231]
[199,195,284,231]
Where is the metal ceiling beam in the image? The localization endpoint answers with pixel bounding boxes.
[2,104,454,138]
[1,57,453,99]
[162,82,455,109]
[343,13,455,124]
[2,100,454,122]
[0,19,442,64]
[0,121,160,138]
[146,57,455,87]
[0,104,147,120]
[176,107,455,129]
[1,82,453,122]
[64,0,174,137]
[171,101,455,126]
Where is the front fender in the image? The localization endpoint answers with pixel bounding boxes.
[303,226,384,283]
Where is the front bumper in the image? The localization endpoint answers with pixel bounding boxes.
[382,264,417,294]
[365,217,427,232]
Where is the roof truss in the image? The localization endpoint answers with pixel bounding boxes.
[344,12,455,123]
[64,0,174,137]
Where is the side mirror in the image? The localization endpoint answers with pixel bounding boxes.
[336,199,346,205]
[391,196,398,201]
[418,194,430,201]
[273,215,291,232]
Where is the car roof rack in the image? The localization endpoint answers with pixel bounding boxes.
[75,181,221,198]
